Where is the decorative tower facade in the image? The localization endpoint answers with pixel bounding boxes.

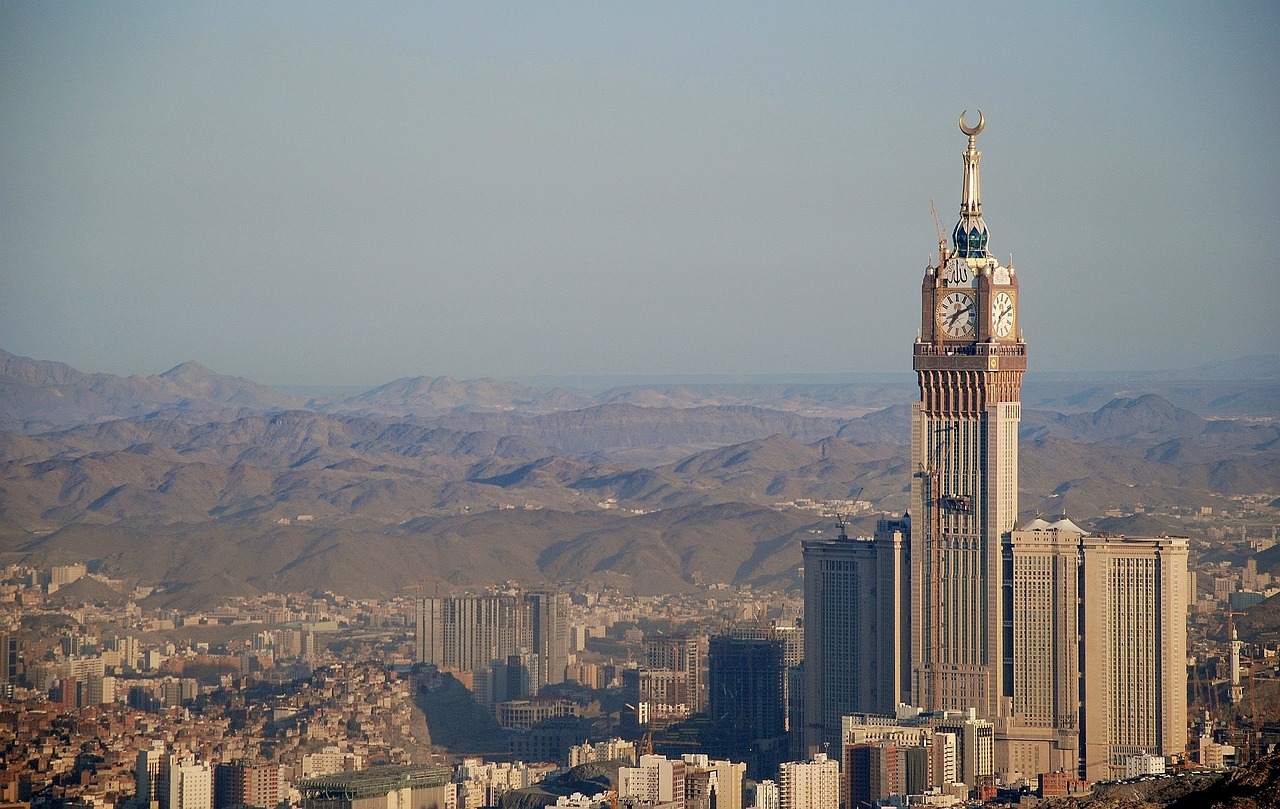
[909,111,1026,718]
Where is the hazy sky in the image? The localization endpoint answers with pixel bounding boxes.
[2,3,1276,386]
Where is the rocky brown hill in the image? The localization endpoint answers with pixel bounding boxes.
[1039,753,1280,808]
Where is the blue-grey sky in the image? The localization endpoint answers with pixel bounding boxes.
[2,2,1276,386]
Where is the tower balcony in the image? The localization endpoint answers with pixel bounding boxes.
[914,342,1027,358]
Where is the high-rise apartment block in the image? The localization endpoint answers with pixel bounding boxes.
[681,755,745,809]
[50,563,87,590]
[214,762,286,809]
[415,590,567,695]
[618,754,687,809]
[627,633,707,728]
[643,633,705,714]
[778,753,838,809]
[754,780,779,809]
[525,591,570,687]
[136,742,167,807]
[159,754,214,809]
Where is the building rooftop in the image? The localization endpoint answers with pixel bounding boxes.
[297,765,452,799]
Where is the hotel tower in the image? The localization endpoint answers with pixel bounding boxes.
[910,110,1025,719]
[774,112,1188,781]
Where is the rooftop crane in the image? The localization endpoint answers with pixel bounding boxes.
[931,198,949,264]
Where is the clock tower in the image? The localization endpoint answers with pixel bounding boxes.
[910,111,1026,718]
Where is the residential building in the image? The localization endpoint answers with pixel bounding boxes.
[778,753,838,809]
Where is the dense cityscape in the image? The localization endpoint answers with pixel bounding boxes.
[1,534,1278,809]
[0,31,1274,803]
[1,119,1277,809]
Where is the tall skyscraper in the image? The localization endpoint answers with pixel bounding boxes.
[0,633,18,693]
[997,519,1189,782]
[801,519,908,755]
[999,518,1087,777]
[1080,534,1188,781]
[910,110,1025,718]
[525,590,569,686]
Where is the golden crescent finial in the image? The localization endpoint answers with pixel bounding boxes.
[959,109,984,137]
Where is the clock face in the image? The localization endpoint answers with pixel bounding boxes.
[992,291,1015,338]
[936,291,976,339]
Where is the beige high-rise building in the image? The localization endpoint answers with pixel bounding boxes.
[778,753,839,809]
[619,754,688,809]
[998,521,1190,782]
[681,755,745,809]
[998,518,1087,779]
[1080,534,1188,781]
[909,111,1025,719]
[643,633,706,714]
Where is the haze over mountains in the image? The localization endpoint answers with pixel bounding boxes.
[1,349,1277,608]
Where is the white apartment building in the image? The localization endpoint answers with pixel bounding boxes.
[778,753,838,809]
[618,754,687,809]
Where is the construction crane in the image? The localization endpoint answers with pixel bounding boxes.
[918,424,956,711]
[931,198,949,265]
[833,487,864,541]
[834,513,850,541]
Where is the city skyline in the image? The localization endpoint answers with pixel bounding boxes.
[2,3,1277,386]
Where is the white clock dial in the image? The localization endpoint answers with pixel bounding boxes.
[992,291,1015,338]
[937,291,976,339]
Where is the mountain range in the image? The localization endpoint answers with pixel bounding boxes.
[1,349,1277,607]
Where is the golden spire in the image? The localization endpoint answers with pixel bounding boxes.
[953,109,989,258]
[959,110,984,218]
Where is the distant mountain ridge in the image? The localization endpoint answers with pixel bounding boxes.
[5,349,1277,436]
[0,350,303,433]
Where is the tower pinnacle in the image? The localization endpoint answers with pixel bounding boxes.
[953,109,989,259]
